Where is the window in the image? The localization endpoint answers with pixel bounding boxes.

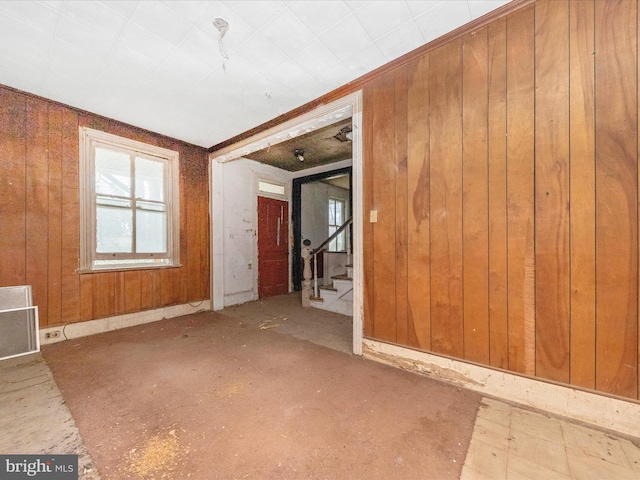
[258,180,285,197]
[79,127,180,271]
[328,198,346,251]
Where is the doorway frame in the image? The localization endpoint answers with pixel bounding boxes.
[209,91,364,355]
[291,166,352,292]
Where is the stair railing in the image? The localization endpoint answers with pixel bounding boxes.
[301,218,352,307]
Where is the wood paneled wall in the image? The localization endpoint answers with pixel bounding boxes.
[0,87,210,328]
[363,0,640,400]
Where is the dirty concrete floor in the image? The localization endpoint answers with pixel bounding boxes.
[41,294,481,479]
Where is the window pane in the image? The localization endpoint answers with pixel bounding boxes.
[336,201,343,224]
[135,157,164,202]
[95,147,131,197]
[96,196,132,253]
[328,201,335,224]
[258,181,285,196]
[137,201,167,253]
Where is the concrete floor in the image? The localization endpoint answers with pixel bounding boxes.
[2,292,640,479]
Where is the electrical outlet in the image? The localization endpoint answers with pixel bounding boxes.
[45,331,61,339]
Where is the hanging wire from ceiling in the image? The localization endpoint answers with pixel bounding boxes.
[212,17,229,71]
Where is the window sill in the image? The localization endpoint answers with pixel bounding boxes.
[77,264,182,274]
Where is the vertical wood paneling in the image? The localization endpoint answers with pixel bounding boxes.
[80,275,93,321]
[371,72,398,342]
[124,271,142,313]
[569,0,596,389]
[407,54,432,350]
[25,97,49,325]
[363,81,375,338]
[429,40,464,357]
[535,0,571,382]
[0,90,26,287]
[395,64,409,345]
[47,105,63,326]
[115,272,125,315]
[0,89,210,325]
[92,272,115,319]
[462,27,490,364]
[139,270,155,311]
[594,0,638,398]
[60,109,80,323]
[506,5,536,375]
[487,17,509,369]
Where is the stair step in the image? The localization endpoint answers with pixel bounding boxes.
[319,286,337,292]
[331,274,352,281]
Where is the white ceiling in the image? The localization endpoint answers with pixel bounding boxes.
[0,1,510,148]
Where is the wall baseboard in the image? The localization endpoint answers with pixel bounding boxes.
[40,301,211,345]
[363,339,640,438]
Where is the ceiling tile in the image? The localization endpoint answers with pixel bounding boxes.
[468,0,510,19]
[288,38,341,77]
[319,14,372,61]
[232,32,286,71]
[313,61,354,89]
[161,0,214,24]
[131,1,194,46]
[99,61,147,91]
[405,0,446,17]
[110,43,160,77]
[179,28,219,66]
[204,55,261,92]
[0,1,59,36]
[222,0,286,30]
[162,49,214,82]
[0,12,51,64]
[119,21,175,64]
[287,1,351,36]
[56,15,116,58]
[344,1,369,13]
[414,0,471,44]
[342,43,386,78]
[98,0,139,18]
[49,38,105,80]
[260,8,314,53]
[264,56,312,90]
[61,1,129,40]
[352,1,413,41]
[36,1,64,13]
[375,20,425,61]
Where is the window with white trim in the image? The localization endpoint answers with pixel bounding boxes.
[79,127,180,271]
[328,198,346,252]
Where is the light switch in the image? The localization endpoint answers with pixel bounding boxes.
[370,210,378,223]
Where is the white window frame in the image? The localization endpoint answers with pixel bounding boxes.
[79,127,180,272]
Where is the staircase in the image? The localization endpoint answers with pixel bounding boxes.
[310,264,353,316]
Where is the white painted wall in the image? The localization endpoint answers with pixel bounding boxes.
[219,158,292,307]
[301,182,350,250]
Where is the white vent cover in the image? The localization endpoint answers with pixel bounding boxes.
[0,285,39,361]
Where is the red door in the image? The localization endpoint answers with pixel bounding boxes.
[258,196,289,298]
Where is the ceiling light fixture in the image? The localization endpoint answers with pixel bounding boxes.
[294,149,304,162]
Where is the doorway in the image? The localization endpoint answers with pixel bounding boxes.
[292,167,352,291]
[210,91,363,355]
